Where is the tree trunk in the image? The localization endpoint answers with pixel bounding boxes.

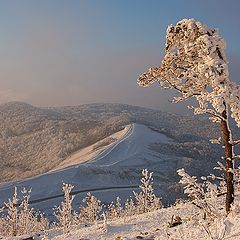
[221,109,234,213]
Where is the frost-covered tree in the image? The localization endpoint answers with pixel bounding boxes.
[54,183,75,234]
[137,18,240,212]
[0,187,48,237]
[2,187,18,236]
[133,169,162,213]
[17,188,38,235]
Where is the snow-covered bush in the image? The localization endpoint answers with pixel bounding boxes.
[79,192,102,223]
[0,187,48,237]
[133,169,162,214]
[177,168,227,218]
[54,183,75,234]
[177,168,206,200]
[0,169,163,237]
[123,197,136,217]
[0,187,18,236]
[105,169,161,219]
[18,188,48,235]
[106,196,123,220]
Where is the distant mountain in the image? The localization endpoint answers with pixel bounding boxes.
[0,101,224,183]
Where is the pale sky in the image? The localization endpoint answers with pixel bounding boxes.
[0,0,239,113]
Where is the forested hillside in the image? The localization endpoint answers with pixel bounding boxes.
[0,102,228,182]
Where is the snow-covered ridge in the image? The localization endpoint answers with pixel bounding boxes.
[0,108,239,239]
[51,124,133,172]
[0,101,222,183]
[0,124,173,211]
[0,122,224,211]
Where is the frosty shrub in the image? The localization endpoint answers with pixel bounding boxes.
[137,18,240,213]
[17,188,44,235]
[123,197,136,217]
[133,169,162,214]
[177,168,225,218]
[54,183,75,234]
[79,192,102,223]
[0,187,48,237]
[106,196,123,220]
[0,170,162,237]
[0,187,18,237]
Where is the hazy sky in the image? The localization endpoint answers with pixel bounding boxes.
[0,0,240,113]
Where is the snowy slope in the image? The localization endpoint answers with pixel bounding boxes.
[49,196,240,240]
[10,194,240,240]
[0,123,186,215]
[2,123,240,240]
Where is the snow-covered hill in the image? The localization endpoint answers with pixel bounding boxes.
[0,124,177,214]
[0,102,223,183]
[0,105,239,239]
[0,122,227,213]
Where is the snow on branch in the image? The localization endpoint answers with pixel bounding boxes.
[137,18,240,126]
[229,140,240,146]
[210,137,222,145]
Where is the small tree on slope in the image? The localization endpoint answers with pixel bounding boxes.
[0,187,48,237]
[54,183,75,234]
[133,169,162,213]
[137,18,240,213]
[79,192,102,223]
